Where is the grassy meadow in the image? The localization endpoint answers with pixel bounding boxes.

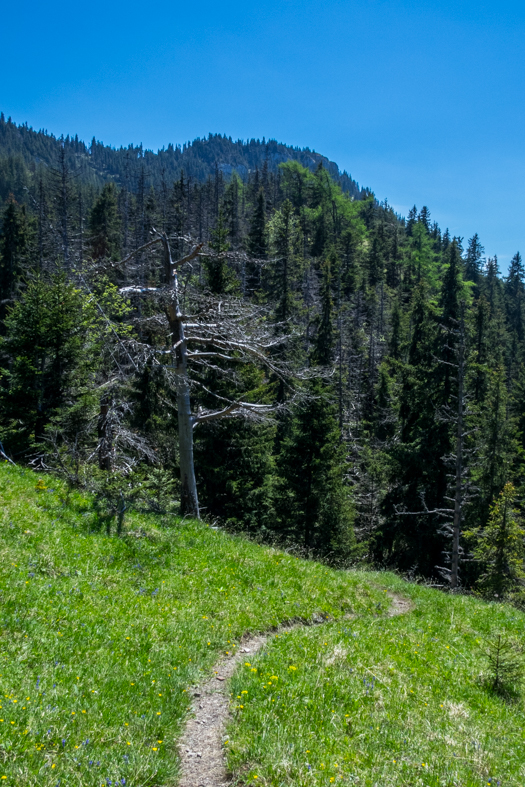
[1,463,524,787]
[0,464,381,786]
[227,574,525,787]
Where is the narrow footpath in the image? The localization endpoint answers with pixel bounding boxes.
[177,592,413,787]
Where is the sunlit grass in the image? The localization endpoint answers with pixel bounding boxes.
[228,572,525,787]
[0,464,382,786]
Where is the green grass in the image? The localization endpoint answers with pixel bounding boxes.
[227,572,525,787]
[0,464,383,787]
[2,463,525,787]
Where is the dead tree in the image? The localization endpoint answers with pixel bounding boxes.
[119,231,290,518]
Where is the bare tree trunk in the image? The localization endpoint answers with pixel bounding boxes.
[167,304,199,518]
[162,236,200,518]
[97,397,113,471]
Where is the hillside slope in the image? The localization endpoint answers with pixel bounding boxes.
[1,464,524,787]
[0,463,381,787]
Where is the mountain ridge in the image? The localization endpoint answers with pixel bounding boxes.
[0,112,366,201]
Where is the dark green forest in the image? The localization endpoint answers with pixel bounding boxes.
[1,114,524,600]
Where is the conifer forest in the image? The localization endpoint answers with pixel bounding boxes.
[1,113,524,601]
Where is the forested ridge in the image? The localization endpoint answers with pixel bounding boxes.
[1,113,524,600]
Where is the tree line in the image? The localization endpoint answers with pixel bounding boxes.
[1,139,524,602]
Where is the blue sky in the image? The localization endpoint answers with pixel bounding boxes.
[2,0,524,269]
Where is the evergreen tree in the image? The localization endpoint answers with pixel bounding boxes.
[314,255,335,366]
[275,377,355,560]
[0,197,28,326]
[205,209,232,294]
[50,145,76,267]
[223,172,241,247]
[505,251,525,341]
[0,274,99,456]
[368,234,384,287]
[267,199,301,324]
[465,233,485,283]
[379,284,446,574]
[248,189,267,260]
[465,483,525,597]
[195,416,275,531]
[472,295,492,403]
[474,368,515,522]
[389,299,403,361]
[89,182,121,262]
[246,188,267,293]
[484,256,504,316]
[406,205,418,236]
[418,206,431,231]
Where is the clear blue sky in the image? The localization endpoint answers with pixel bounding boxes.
[2,0,524,269]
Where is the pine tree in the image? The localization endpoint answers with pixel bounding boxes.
[223,172,241,247]
[465,233,485,283]
[275,376,355,560]
[314,256,335,366]
[475,368,515,520]
[204,209,233,294]
[246,188,267,293]
[418,206,431,231]
[406,205,418,236]
[465,483,525,597]
[267,199,301,325]
[0,274,99,456]
[505,251,525,341]
[89,182,121,262]
[0,197,28,326]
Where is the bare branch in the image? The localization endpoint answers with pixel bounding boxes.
[119,236,163,267]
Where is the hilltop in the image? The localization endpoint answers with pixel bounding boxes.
[0,113,365,203]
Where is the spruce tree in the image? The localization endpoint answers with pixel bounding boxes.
[406,205,417,236]
[505,251,525,341]
[314,256,335,366]
[0,197,28,327]
[267,199,302,325]
[204,208,232,294]
[275,377,355,560]
[0,274,99,456]
[248,189,267,259]
[275,264,354,560]
[246,188,267,293]
[379,282,450,575]
[474,368,515,522]
[465,483,525,597]
[465,233,485,284]
[89,182,121,262]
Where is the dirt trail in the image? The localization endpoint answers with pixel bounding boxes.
[177,593,412,787]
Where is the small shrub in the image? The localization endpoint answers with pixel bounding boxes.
[485,632,523,697]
